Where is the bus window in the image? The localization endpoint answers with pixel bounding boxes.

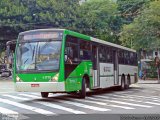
[118,50,124,64]
[80,40,91,60]
[65,35,79,64]
[99,46,106,63]
[130,52,134,65]
[124,51,130,65]
[106,46,113,63]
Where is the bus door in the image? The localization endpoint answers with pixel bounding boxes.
[92,45,100,88]
[113,50,119,85]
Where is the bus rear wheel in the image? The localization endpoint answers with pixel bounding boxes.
[120,76,125,90]
[125,76,130,89]
[79,77,86,99]
[41,92,49,98]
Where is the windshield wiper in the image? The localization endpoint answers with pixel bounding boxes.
[24,58,29,64]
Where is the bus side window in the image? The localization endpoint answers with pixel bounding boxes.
[99,46,106,63]
[65,36,79,64]
[118,50,124,64]
[130,52,134,65]
[106,46,113,63]
[80,40,91,60]
[124,51,130,65]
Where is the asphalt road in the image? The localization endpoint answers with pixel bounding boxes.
[0,78,160,120]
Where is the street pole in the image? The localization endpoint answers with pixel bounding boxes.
[155,51,160,83]
[157,67,160,83]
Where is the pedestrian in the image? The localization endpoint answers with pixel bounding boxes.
[139,70,143,79]
[143,69,146,80]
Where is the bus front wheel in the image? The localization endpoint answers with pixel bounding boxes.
[79,77,86,99]
[41,92,49,98]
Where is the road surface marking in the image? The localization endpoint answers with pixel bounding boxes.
[19,94,41,99]
[59,100,110,112]
[0,106,18,114]
[145,102,160,105]
[2,95,29,100]
[0,98,55,116]
[3,94,85,114]
[117,94,158,99]
[99,94,143,102]
[18,94,109,112]
[95,96,152,108]
[36,101,86,114]
[114,94,160,100]
[75,98,135,110]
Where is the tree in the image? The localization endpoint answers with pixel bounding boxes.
[117,0,151,24]
[0,0,80,45]
[120,0,160,50]
[75,0,120,43]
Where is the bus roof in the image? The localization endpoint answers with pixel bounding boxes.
[91,37,136,52]
[19,28,136,52]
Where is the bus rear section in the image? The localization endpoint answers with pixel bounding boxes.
[14,29,65,97]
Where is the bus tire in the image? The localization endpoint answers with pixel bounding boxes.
[120,76,125,90]
[79,77,86,99]
[41,92,49,98]
[125,75,130,89]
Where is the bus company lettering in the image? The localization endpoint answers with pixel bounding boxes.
[103,67,111,72]
[69,79,76,83]
[43,76,51,80]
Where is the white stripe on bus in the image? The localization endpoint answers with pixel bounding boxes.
[0,98,55,116]
[0,106,18,114]
[76,97,135,110]
[95,96,152,108]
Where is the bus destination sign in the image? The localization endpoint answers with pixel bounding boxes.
[23,32,62,40]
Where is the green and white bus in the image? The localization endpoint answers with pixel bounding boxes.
[13,29,138,98]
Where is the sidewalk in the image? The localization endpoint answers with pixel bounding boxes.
[0,76,15,93]
[138,79,160,84]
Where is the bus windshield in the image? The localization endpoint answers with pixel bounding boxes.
[16,40,61,72]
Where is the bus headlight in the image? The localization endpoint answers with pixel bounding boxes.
[49,73,59,82]
[16,76,22,82]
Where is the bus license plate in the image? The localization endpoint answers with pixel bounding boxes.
[31,84,39,87]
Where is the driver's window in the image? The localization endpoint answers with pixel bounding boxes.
[65,35,79,64]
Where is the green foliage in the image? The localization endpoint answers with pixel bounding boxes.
[146,61,157,78]
[76,0,120,43]
[0,0,158,51]
[120,0,160,50]
[117,0,150,24]
[0,0,80,44]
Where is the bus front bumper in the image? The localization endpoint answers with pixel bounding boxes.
[15,82,65,92]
